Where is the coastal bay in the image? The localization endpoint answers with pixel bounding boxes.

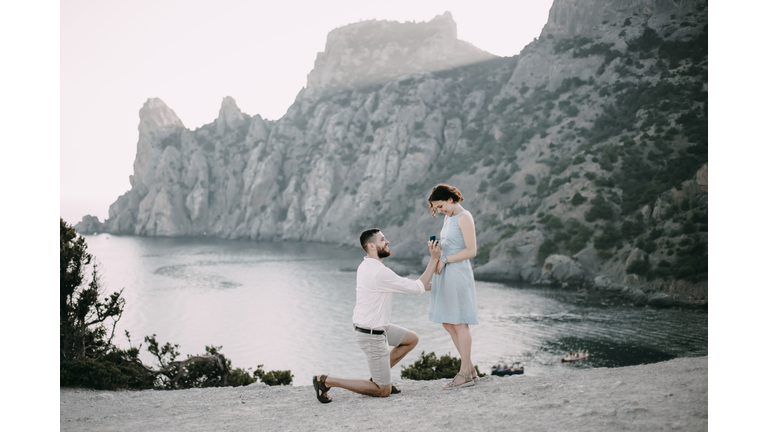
[85,235,706,385]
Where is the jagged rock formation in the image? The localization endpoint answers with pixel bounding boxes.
[540,0,699,37]
[305,12,496,97]
[78,0,708,305]
[75,215,103,235]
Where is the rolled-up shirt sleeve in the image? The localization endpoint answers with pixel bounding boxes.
[374,267,425,295]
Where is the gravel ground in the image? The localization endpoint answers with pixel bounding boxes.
[60,356,707,431]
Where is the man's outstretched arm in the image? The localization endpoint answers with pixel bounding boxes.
[418,240,441,289]
[374,240,440,294]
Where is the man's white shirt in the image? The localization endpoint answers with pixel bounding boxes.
[352,257,425,330]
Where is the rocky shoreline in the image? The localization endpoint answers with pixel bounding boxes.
[61,356,708,431]
[472,269,707,309]
[391,256,707,309]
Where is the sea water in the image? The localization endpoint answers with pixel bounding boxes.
[83,234,707,386]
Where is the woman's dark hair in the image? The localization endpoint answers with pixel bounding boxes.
[359,228,381,251]
[427,184,464,218]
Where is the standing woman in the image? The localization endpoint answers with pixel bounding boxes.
[427,184,479,389]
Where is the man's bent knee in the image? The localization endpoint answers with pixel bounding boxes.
[400,331,419,347]
[375,384,392,397]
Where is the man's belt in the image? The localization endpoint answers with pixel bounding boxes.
[355,326,384,335]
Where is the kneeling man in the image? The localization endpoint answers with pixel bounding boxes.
[312,228,441,403]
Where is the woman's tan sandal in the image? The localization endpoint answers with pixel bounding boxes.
[443,373,474,389]
[313,375,332,403]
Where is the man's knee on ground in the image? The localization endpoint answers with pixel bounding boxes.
[374,384,392,397]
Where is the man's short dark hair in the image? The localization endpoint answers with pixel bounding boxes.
[359,228,381,251]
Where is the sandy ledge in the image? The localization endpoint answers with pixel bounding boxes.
[61,356,707,431]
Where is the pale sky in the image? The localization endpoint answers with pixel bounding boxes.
[60,0,554,224]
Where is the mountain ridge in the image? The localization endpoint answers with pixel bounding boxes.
[305,11,496,97]
[76,0,708,307]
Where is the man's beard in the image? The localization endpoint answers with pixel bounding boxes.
[377,245,391,258]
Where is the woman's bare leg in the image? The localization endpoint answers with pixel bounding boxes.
[443,323,460,352]
[443,323,473,386]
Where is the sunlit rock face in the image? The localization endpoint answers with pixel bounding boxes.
[90,1,708,301]
[305,12,496,97]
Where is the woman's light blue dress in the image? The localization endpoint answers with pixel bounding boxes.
[429,210,479,325]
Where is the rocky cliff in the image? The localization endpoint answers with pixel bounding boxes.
[305,12,496,97]
[78,0,708,306]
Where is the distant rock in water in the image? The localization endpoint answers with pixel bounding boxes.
[89,1,708,306]
[305,12,496,97]
[74,215,104,234]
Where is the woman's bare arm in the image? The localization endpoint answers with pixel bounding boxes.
[445,212,477,263]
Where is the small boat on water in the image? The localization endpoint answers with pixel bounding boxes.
[491,362,524,376]
[561,350,589,362]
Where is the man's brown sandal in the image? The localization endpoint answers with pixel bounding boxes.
[369,377,400,394]
[313,375,332,403]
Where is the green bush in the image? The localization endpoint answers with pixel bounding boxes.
[493,168,511,183]
[60,354,153,390]
[542,214,564,231]
[498,182,515,193]
[228,367,258,387]
[554,231,572,243]
[481,214,500,230]
[525,174,536,185]
[536,176,551,197]
[538,239,559,262]
[254,365,294,386]
[551,158,571,176]
[621,220,644,238]
[627,27,663,52]
[567,226,594,254]
[500,225,517,239]
[585,194,614,221]
[571,192,587,205]
[401,351,485,380]
[594,176,615,188]
[598,147,617,171]
[635,237,657,254]
[648,228,664,240]
[682,219,696,234]
[672,238,707,282]
[593,223,621,250]
[626,258,650,276]
[478,180,489,194]
[653,260,673,278]
[691,211,707,224]
[674,265,695,279]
